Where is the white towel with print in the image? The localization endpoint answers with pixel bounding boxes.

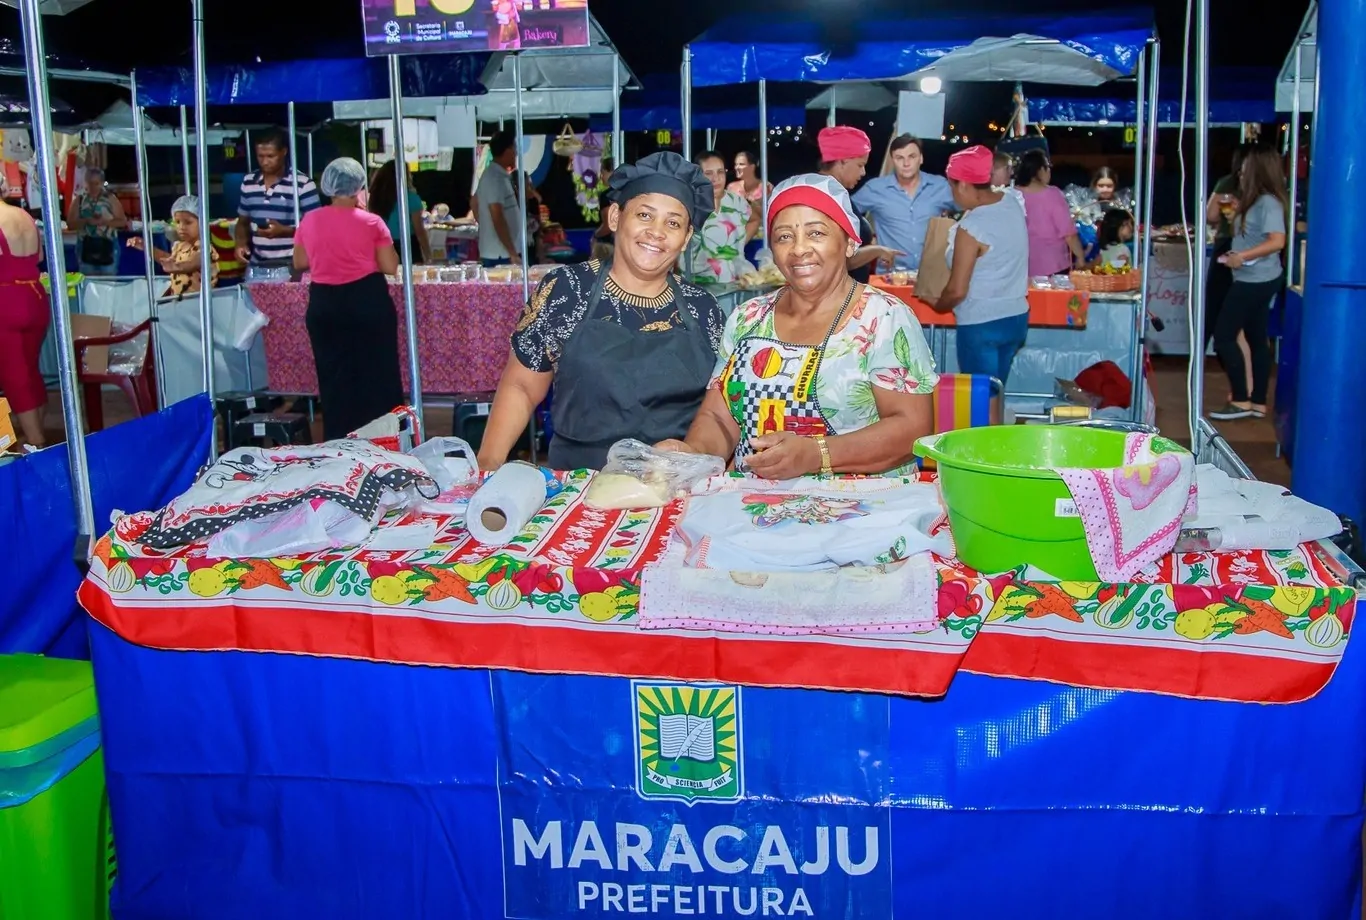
[676,478,951,573]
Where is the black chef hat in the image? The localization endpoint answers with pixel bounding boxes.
[607,151,714,229]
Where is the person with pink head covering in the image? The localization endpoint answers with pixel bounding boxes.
[932,145,1030,387]
[660,173,937,480]
[815,126,902,283]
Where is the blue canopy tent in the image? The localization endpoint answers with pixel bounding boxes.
[686,10,1154,89]
[1028,66,1277,126]
[682,8,1158,420]
[133,54,487,427]
[589,74,805,133]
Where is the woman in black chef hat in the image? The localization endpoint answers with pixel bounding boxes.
[477,151,724,471]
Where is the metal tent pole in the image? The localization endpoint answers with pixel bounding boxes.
[513,52,537,464]
[179,105,192,193]
[17,0,95,553]
[1132,45,1147,271]
[828,86,836,128]
[1189,0,1210,447]
[681,46,693,161]
[192,0,216,455]
[513,53,529,304]
[287,101,301,225]
[245,127,253,169]
[759,79,770,244]
[307,130,315,177]
[1287,39,1304,287]
[681,46,694,277]
[1133,41,1160,422]
[358,123,368,177]
[388,56,423,426]
[611,52,623,166]
[130,71,167,408]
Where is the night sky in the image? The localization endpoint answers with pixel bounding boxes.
[0,0,1311,225]
[6,0,1304,88]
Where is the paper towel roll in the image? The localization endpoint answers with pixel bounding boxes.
[466,461,550,546]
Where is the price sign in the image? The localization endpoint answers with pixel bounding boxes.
[362,0,591,57]
[1122,124,1137,149]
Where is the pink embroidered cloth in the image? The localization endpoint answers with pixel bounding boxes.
[247,281,524,396]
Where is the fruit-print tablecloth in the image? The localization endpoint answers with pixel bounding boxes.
[246,281,524,395]
[79,471,1357,703]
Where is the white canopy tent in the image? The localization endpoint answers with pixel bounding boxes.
[85,99,237,146]
[330,14,638,122]
[1276,3,1316,114]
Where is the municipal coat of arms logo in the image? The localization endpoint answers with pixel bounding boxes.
[632,682,743,805]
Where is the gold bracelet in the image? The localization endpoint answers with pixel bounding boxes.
[814,435,833,477]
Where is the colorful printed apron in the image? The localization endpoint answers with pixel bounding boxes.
[717,284,856,469]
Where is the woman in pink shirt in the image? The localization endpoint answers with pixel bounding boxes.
[1015,150,1085,277]
[294,157,403,439]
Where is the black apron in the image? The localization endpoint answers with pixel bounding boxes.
[548,262,716,471]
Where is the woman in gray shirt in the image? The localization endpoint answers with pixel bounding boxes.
[1209,147,1288,421]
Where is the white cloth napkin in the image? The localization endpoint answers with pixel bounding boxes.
[1184,464,1340,550]
[639,543,939,636]
[676,479,950,573]
[1055,432,1197,581]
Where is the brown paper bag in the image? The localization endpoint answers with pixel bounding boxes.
[0,398,16,453]
[913,216,957,304]
[71,313,112,375]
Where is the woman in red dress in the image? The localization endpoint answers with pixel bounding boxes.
[0,193,48,449]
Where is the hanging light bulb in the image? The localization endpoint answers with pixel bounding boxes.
[920,76,943,95]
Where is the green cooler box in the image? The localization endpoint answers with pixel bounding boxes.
[0,654,113,920]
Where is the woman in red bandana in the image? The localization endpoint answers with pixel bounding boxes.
[815,126,903,283]
[662,174,937,480]
[931,145,1030,387]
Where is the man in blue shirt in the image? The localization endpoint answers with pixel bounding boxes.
[852,135,956,272]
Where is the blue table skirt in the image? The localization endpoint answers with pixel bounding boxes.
[87,619,1366,920]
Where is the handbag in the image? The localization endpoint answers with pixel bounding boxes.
[79,233,115,267]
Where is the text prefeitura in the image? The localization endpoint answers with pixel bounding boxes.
[511,819,881,915]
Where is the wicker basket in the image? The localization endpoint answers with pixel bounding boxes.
[552,124,583,157]
[1068,270,1140,293]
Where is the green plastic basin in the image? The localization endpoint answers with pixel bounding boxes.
[914,425,1138,580]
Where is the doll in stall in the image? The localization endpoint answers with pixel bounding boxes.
[0,129,33,208]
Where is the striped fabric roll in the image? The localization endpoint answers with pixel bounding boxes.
[923,373,1002,469]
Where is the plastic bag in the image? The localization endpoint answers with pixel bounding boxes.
[584,439,725,510]
[205,498,373,559]
[409,437,478,492]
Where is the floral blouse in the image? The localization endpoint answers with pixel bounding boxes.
[687,189,751,286]
[709,285,938,476]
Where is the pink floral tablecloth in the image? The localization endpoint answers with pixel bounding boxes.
[246,282,524,396]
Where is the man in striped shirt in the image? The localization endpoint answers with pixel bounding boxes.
[234,128,321,266]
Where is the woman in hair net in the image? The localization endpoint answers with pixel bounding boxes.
[294,157,403,439]
[477,151,726,471]
[127,195,219,298]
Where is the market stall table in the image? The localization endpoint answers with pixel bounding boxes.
[872,277,1145,406]
[246,280,523,395]
[79,469,1365,918]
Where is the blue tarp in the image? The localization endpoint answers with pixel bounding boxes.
[590,76,807,132]
[135,56,488,107]
[89,622,1366,919]
[688,10,1155,88]
[1029,66,1278,125]
[0,395,211,659]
